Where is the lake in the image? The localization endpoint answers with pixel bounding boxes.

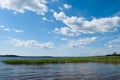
[0,57,120,80]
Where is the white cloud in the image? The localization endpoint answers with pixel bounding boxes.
[0,25,4,28]
[0,25,24,33]
[41,17,47,21]
[54,27,80,36]
[0,25,11,31]
[58,7,63,10]
[53,11,120,36]
[54,11,67,20]
[41,17,54,22]
[0,0,48,15]
[61,38,68,41]
[108,37,120,49]
[3,28,11,31]
[108,37,120,44]
[63,4,72,9]
[69,37,98,48]
[108,45,113,48]
[13,29,24,33]
[49,9,55,13]
[10,39,54,49]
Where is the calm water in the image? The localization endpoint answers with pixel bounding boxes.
[0,57,120,80]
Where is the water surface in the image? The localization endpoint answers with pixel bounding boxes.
[0,57,120,80]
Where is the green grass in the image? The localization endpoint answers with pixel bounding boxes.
[3,56,120,65]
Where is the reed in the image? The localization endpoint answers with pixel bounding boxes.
[3,56,120,65]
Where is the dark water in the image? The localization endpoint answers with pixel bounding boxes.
[0,57,120,80]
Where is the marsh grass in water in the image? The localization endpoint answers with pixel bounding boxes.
[3,56,120,65]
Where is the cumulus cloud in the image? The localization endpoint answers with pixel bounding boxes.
[63,4,72,9]
[0,25,23,32]
[53,11,120,36]
[54,27,80,36]
[0,0,48,15]
[69,37,98,48]
[10,39,54,49]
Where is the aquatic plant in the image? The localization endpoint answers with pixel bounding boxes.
[3,56,120,65]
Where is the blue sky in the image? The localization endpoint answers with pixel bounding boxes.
[0,0,120,56]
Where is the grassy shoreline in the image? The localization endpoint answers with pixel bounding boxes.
[3,56,120,65]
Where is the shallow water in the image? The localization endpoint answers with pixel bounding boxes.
[0,57,120,80]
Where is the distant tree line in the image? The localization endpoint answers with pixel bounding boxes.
[106,52,120,56]
[0,55,19,57]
